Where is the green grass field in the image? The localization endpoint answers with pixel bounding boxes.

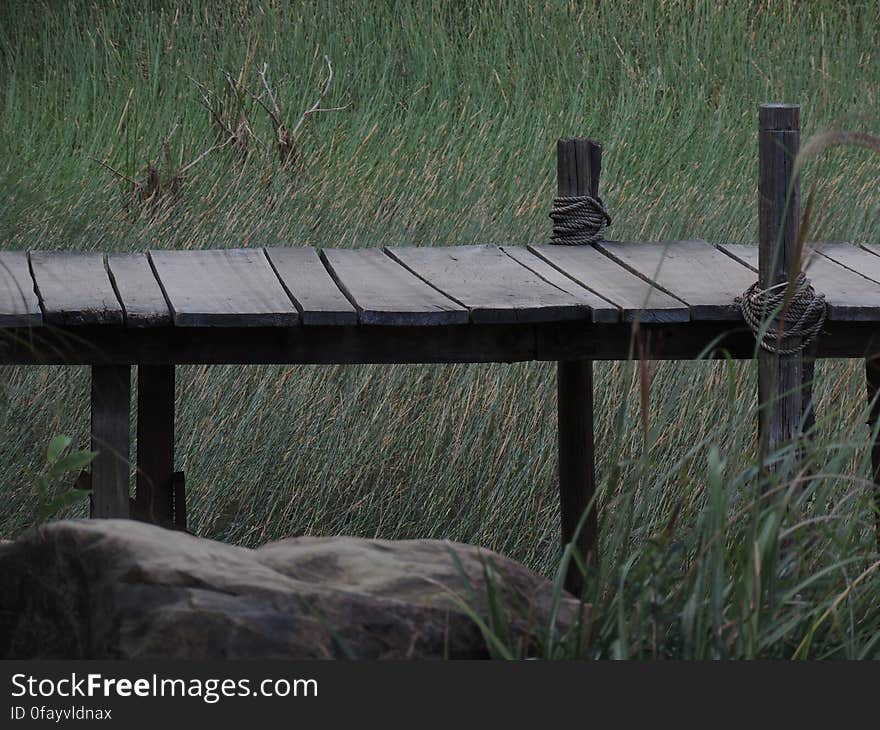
[2,0,880,658]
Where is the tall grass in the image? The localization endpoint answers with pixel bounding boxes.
[1,0,880,657]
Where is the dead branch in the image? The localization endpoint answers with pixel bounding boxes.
[289,56,349,140]
[245,58,348,168]
[189,76,237,140]
[96,54,350,210]
[245,63,295,165]
[177,135,237,176]
[257,62,281,121]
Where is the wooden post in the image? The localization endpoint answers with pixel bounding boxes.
[866,355,880,544]
[173,471,187,530]
[90,365,131,518]
[757,103,806,471]
[556,137,600,594]
[136,365,176,524]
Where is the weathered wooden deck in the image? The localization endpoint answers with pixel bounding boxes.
[4,242,880,364]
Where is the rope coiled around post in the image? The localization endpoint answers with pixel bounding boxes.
[737,272,827,355]
[549,195,612,245]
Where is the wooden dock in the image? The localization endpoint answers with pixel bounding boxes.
[1,102,878,594]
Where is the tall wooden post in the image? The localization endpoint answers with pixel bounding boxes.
[557,137,599,594]
[90,364,131,518]
[757,103,806,470]
[135,365,176,524]
[866,355,880,544]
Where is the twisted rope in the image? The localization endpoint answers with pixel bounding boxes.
[737,272,827,355]
[550,195,612,245]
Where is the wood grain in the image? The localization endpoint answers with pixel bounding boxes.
[387,243,593,323]
[107,252,172,327]
[149,248,299,327]
[30,251,123,325]
[819,243,880,284]
[265,247,358,326]
[530,243,690,322]
[321,247,467,325]
[500,245,619,323]
[595,240,755,320]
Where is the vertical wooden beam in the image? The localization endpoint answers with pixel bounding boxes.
[136,365,176,524]
[757,103,805,471]
[557,137,600,594]
[90,364,131,518]
[866,355,880,544]
[173,471,188,531]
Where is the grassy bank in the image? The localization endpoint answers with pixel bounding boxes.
[2,0,880,657]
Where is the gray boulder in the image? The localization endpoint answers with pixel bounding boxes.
[0,520,583,659]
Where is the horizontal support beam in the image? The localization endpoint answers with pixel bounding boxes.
[1,321,880,366]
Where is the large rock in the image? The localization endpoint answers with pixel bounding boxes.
[0,520,583,659]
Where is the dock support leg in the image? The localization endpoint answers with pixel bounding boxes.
[555,136,603,594]
[866,356,880,543]
[557,360,597,594]
[756,103,807,476]
[135,365,176,525]
[90,365,131,519]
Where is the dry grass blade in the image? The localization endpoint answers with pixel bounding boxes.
[176,135,237,176]
[87,155,140,188]
[795,129,880,175]
[775,184,816,350]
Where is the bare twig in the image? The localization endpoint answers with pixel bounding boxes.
[257,62,281,120]
[177,135,237,176]
[88,156,140,187]
[289,56,350,140]
[190,76,237,139]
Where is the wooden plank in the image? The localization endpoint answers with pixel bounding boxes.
[718,244,759,270]
[107,252,171,327]
[91,364,131,518]
[722,243,880,321]
[387,244,593,324]
[808,249,880,321]
[529,243,689,322]
[0,250,41,327]
[264,247,357,326]
[321,247,467,325]
[501,245,619,323]
[862,244,880,262]
[149,248,299,327]
[594,240,755,320]
[30,251,123,325]
[818,243,880,283]
[8,319,880,366]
